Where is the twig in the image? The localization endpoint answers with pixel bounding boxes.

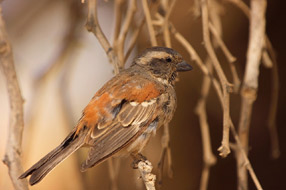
[112,0,124,47]
[124,18,145,63]
[138,160,156,190]
[208,22,241,93]
[157,124,173,186]
[226,0,273,68]
[115,0,137,67]
[236,0,267,190]
[265,38,280,159]
[170,24,208,75]
[0,7,29,190]
[86,0,120,73]
[195,58,217,190]
[206,54,264,190]
[161,0,176,47]
[142,0,158,46]
[227,0,280,161]
[230,121,263,190]
[200,0,232,158]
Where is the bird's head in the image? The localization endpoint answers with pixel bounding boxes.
[133,46,192,85]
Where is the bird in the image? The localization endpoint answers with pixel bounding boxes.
[19,46,192,185]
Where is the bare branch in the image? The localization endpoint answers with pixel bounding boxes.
[200,0,232,158]
[226,0,273,68]
[138,160,156,190]
[142,0,158,46]
[195,59,217,190]
[161,0,176,47]
[124,18,145,63]
[114,0,137,67]
[0,7,29,190]
[265,39,280,159]
[237,0,267,189]
[86,0,120,73]
[157,124,173,186]
[208,22,241,93]
[112,0,124,47]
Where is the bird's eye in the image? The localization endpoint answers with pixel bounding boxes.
[166,57,172,62]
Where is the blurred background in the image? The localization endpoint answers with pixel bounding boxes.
[0,0,285,189]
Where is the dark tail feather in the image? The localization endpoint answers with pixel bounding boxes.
[19,127,88,185]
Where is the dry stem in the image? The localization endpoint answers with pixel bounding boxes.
[208,22,241,93]
[142,0,158,46]
[86,0,120,73]
[236,0,267,190]
[195,59,217,190]
[138,160,156,190]
[114,0,137,66]
[161,0,176,47]
[226,0,273,68]
[0,7,29,190]
[200,0,232,158]
[112,0,124,47]
[227,0,280,161]
[157,124,173,186]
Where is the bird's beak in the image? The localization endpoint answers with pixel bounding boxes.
[176,61,193,72]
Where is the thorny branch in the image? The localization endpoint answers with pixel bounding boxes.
[0,7,29,190]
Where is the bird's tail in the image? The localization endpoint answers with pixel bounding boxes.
[19,126,88,185]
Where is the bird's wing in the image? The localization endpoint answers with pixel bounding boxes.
[78,73,164,171]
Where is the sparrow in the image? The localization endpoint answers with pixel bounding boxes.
[19,46,192,185]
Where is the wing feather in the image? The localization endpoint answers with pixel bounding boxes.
[82,99,158,171]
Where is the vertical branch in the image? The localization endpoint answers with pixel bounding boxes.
[226,0,280,160]
[236,0,267,190]
[157,124,174,185]
[114,0,137,67]
[266,39,280,159]
[195,59,217,190]
[0,7,29,190]
[161,0,176,47]
[200,0,232,158]
[86,0,120,73]
[142,0,158,46]
[208,22,241,93]
[124,18,145,63]
[112,0,124,46]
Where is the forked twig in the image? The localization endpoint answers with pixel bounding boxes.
[86,0,120,73]
[200,0,233,158]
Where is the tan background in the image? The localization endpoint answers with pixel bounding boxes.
[0,0,285,189]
